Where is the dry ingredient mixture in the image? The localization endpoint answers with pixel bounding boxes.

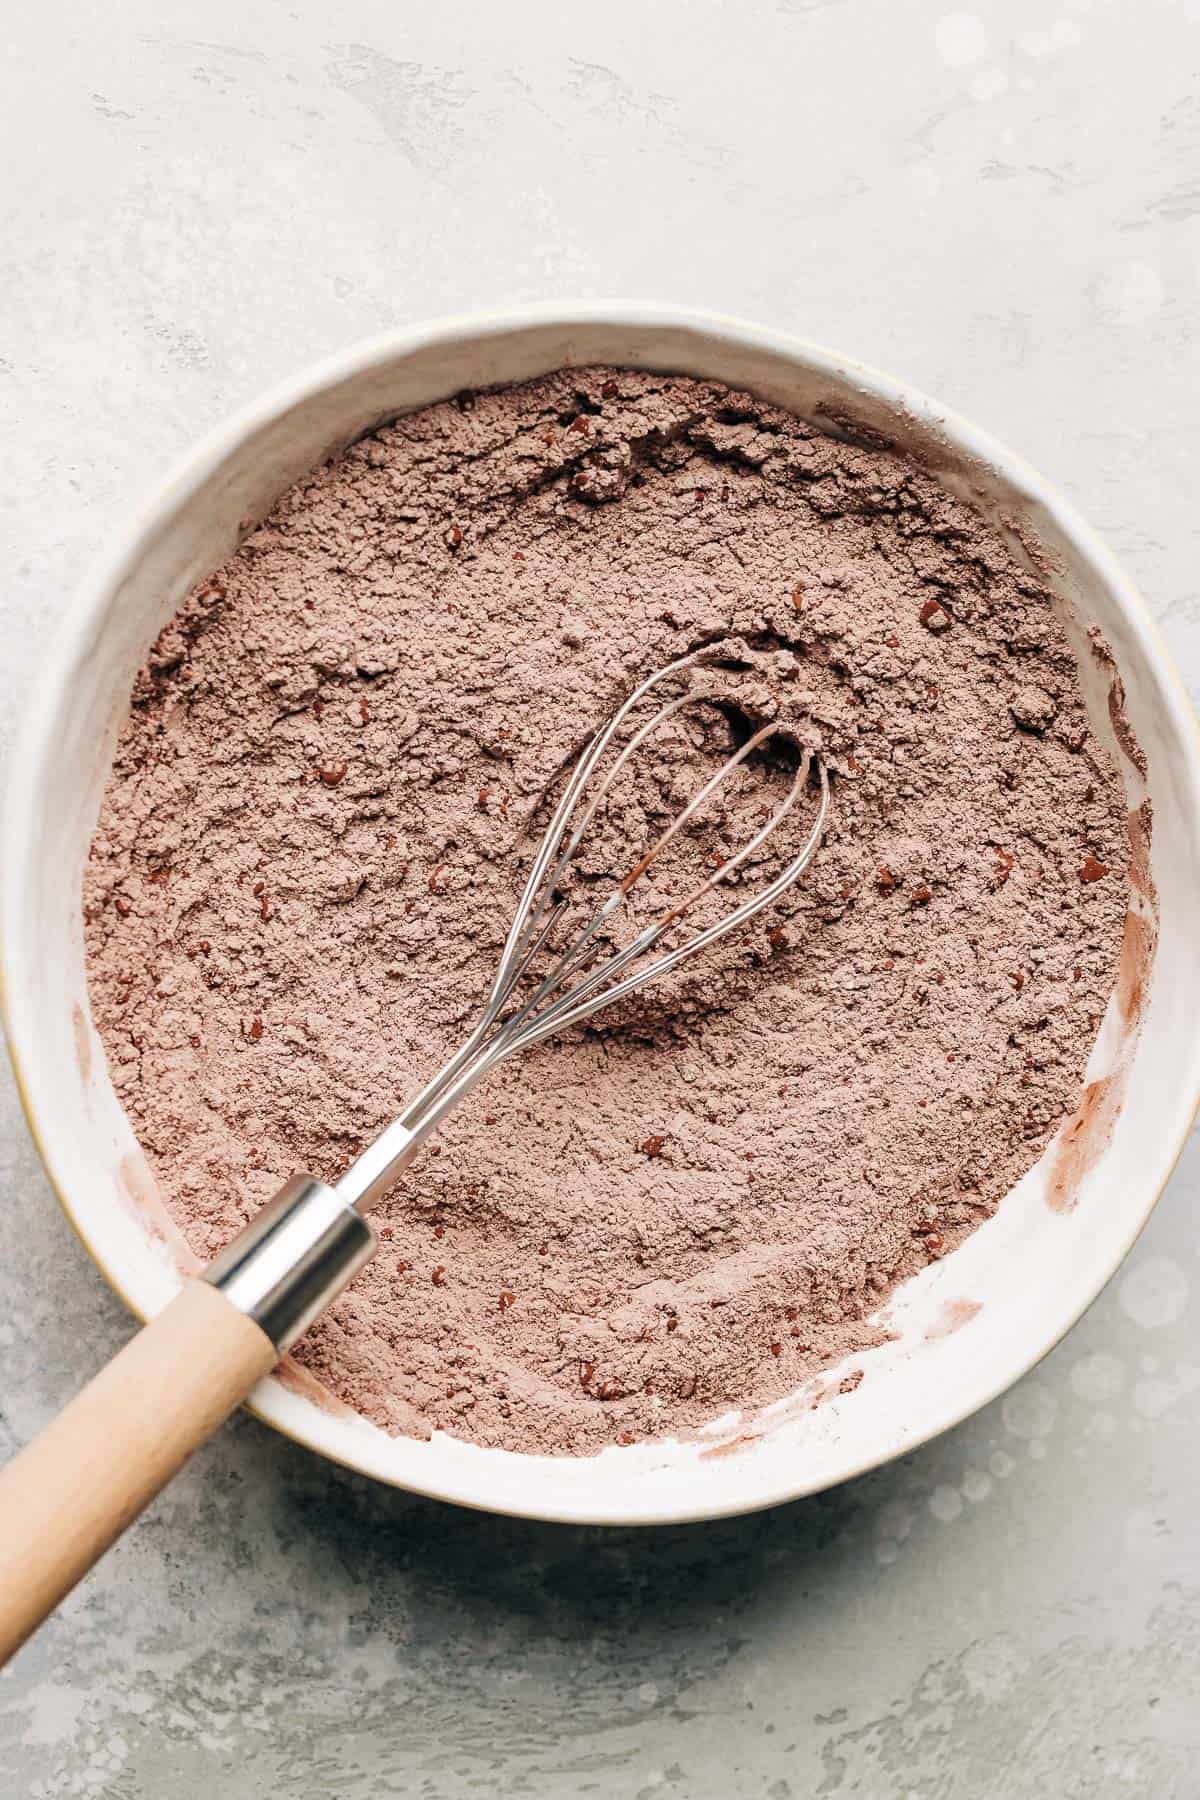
[84,367,1135,1455]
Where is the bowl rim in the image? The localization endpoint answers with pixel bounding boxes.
[5,299,1200,1525]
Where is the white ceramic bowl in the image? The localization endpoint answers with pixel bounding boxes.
[5,304,1200,1525]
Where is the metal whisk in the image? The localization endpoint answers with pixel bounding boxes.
[335,645,830,1212]
[0,646,829,1663]
[202,642,829,1336]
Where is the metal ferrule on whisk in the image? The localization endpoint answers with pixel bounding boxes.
[202,1174,374,1351]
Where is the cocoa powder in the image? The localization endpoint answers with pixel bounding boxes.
[84,368,1135,1454]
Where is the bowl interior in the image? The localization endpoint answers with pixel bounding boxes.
[6,308,1200,1523]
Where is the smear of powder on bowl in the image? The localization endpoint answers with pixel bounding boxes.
[83,367,1139,1455]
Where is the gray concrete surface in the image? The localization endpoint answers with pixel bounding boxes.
[3,1,1200,1792]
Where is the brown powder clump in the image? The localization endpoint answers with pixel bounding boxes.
[83,368,1134,1455]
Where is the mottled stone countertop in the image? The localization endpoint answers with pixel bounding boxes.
[2,2,1199,1793]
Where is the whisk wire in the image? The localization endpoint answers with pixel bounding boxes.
[620,714,785,895]
[493,649,703,1000]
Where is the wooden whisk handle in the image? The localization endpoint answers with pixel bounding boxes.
[0,1282,276,1666]
[0,1171,376,1666]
